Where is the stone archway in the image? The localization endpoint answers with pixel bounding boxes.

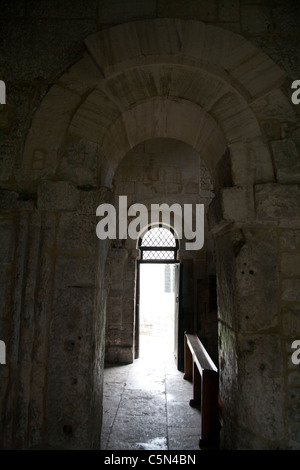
[3,19,299,450]
[20,18,286,184]
[106,136,214,370]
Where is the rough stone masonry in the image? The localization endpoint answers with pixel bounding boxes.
[0,0,299,450]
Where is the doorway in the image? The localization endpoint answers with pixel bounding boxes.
[135,226,183,369]
[139,262,176,359]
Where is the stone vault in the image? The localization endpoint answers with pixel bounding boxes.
[0,17,299,450]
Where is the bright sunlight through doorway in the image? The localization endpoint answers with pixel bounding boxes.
[139,263,176,360]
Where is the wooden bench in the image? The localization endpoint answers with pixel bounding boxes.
[184,333,221,448]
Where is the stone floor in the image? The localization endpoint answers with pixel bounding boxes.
[101,335,203,451]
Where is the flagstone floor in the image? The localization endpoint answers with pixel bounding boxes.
[101,336,203,451]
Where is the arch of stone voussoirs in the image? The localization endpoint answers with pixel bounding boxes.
[84,19,285,102]
[67,61,264,176]
[21,18,287,186]
[69,93,227,177]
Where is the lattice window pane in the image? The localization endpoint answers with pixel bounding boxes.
[142,250,175,260]
[141,227,176,247]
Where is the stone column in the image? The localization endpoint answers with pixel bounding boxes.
[210,179,300,449]
[105,242,138,365]
[0,183,112,449]
[0,189,57,449]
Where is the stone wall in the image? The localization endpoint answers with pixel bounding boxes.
[0,183,111,449]
[105,138,215,365]
[210,144,300,448]
[0,0,299,450]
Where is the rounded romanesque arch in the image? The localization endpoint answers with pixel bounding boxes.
[4,18,300,451]
[20,18,288,190]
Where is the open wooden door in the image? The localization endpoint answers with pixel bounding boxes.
[174,262,184,371]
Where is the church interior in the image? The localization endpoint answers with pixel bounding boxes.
[0,0,299,450]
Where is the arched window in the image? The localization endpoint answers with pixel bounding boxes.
[138,226,178,262]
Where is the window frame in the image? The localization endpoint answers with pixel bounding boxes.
[138,224,179,263]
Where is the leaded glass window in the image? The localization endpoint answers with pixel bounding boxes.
[139,226,178,262]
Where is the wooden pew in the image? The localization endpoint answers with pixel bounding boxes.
[184,333,221,448]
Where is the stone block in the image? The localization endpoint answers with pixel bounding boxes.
[287,388,300,423]
[273,3,300,37]
[37,181,79,211]
[20,86,82,181]
[136,18,183,57]
[57,190,107,252]
[282,280,300,302]
[26,0,99,18]
[251,137,275,184]
[261,120,281,141]
[236,228,279,332]
[281,252,300,277]
[46,288,96,449]
[280,230,300,251]
[0,190,35,211]
[230,46,285,99]
[1,82,37,140]
[114,181,135,195]
[288,369,300,387]
[69,88,119,144]
[218,322,238,409]
[229,142,255,186]
[184,182,199,194]
[0,264,13,322]
[207,193,224,232]
[270,139,300,184]
[241,3,272,36]
[222,186,255,222]
[0,217,15,263]
[57,211,96,252]
[106,303,123,325]
[215,231,236,329]
[0,319,10,352]
[99,0,156,25]
[219,106,260,143]
[160,167,182,184]
[1,0,26,15]
[218,0,240,22]
[107,248,128,261]
[282,305,300,336]
[58,139,99,187]
[105,345,133,364]
[251,89,297,127]
[0,104,16,132]
[158,0,217,21]
[229,138,274,186]
[290,423,300,446]
[54,255,95,290]
[58,53,104,97]
[255,184,300,222]
[152,182,183,194]
[0,143,16,181]
[85,23,142,77]
[0,18,97,81]
[237,333,285,442]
